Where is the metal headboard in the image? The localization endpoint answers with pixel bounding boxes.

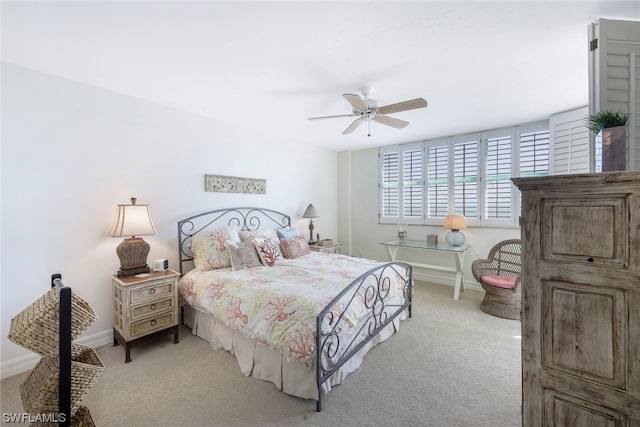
[177,207,291,275]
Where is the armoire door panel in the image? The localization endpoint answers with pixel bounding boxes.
[542,280,626,389]
[513,171,640,426]
[544,389,624,427]
[541,197,627,267]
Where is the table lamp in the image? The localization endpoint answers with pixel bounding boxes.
[109,197,157,277]
[303,204,319,245]
[444,215,467,246]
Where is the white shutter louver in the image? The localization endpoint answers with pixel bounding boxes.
[427,144,448,219]
[485,135,512,220]
[403,149,423,219]
[381,151,399,218]
[454,141,478,218]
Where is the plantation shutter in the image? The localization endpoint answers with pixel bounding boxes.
[379,144,423,224]
[519,130,550,178]
[550,106,590,174]
[453,139,478,218]
[484,134,512,220]
[589,19,640,170]
[380,149,399,222]
[426,141,449,222]
[403,147,423,220]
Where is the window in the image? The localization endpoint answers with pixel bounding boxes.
[380,143,423,224]
[426,142,448,219]
[482,130,514,226]
[380,121,549,228]
[453,139,479,218]
[403,147,423,219]
[380,151,399,218]
[519,129,550,178]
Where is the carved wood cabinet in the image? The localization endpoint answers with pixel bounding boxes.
[512,172,640,426]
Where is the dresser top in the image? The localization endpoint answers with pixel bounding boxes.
[512,171,640,190]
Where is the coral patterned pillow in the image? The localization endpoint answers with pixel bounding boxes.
[227,240,262,271]
[253,237,282,266]
[280,236,310,259]
[189,227,240,270]
[239,229,279,243]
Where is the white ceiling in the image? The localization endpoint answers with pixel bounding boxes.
[2,1,640,152]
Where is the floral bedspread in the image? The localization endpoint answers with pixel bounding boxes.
[179,252,407,367]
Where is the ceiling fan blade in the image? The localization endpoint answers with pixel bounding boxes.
[308,113,357,120]
[373,115,409,129]
[377,98,428,115]
[343,118,363,134]
[343,94,368,112]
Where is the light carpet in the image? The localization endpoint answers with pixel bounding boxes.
[0,282,522,426]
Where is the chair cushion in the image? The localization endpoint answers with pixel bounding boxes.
[481,275,517,289]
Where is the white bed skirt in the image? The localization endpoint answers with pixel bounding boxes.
[182,305,407,401]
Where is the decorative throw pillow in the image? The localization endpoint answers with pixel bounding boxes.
[190,227,240,270]
[239,228,279,243]
[253,237,282,266]
[280,236,311,259]
[227,240,262,271]
[277,228,297,240]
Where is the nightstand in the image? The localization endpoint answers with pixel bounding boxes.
[310,242,343,254]
[112,270,180,363]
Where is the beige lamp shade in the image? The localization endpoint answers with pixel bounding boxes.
[109,198,156,237]
[444,215,467,231]
[109,198,156,277]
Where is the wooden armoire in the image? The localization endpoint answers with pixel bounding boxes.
[512,171,640,426]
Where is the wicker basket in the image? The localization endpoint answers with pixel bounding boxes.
[8,288,97,356]
[20,344,104,417]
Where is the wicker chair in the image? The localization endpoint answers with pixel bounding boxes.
[472,239,522,320]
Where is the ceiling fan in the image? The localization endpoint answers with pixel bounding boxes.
[308,87,427,137]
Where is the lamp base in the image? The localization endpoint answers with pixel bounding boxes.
[117,265,150,278]
[308,220,316,245]
[116,237,151,277]
[445,230,466,247]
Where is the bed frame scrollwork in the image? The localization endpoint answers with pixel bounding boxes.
[177,207,413,412]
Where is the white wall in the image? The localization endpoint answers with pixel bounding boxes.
[337,149,521,287]
[1,63,338,373]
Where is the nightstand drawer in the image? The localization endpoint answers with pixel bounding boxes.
[130,281,174,304]
[131,297,174,321]
[130,311,176,339]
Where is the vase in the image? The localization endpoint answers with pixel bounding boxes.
[598,126,627,172]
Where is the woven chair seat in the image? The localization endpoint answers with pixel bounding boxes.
[472,239,522,320]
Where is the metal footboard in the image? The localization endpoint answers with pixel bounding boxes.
[315,261,413,411]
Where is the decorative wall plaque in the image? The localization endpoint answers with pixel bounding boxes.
[205,174,266,194]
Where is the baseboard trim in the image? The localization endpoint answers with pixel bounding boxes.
[1,329,113,380]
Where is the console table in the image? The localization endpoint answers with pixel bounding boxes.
[381,239,470,299]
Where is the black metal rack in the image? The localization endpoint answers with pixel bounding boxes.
[51,273,71,427]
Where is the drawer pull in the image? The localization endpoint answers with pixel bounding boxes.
[150,319,157,326]
[150,304,157,310]
[587,257,594,263]
[149,288,156,295]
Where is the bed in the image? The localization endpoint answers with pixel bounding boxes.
[177,207,413,411]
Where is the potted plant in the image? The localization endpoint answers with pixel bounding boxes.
[586,110,631,171]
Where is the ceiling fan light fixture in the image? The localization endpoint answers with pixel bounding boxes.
[308,87,428,137]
